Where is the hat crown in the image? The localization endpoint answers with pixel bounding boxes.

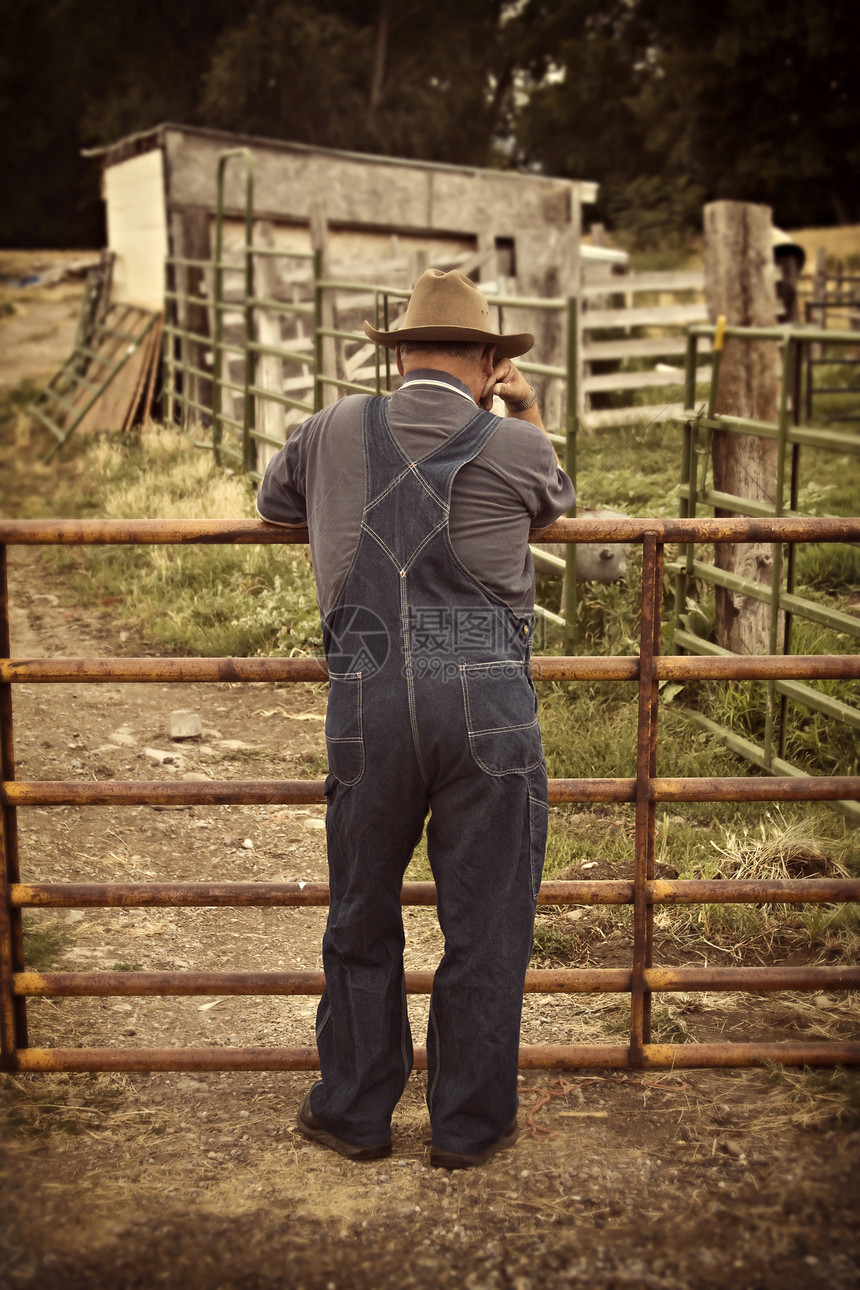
[361,264,534,359]
[405,269,491,331]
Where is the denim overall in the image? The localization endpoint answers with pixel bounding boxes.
[310,392,549,1156]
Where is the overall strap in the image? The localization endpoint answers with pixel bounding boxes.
[362,395,501,509]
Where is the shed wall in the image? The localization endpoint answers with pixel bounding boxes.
[162,130,577,242]
[105,151,169,310]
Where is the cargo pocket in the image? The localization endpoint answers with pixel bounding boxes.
[460,661,544,776]
[325,671,365,786]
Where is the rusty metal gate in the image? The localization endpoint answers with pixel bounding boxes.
[1,516,859,1076]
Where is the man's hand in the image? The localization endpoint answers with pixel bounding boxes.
[479,357,533,412]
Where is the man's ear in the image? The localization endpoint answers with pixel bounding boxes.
[395,344,405,377]
[481,344,497,377]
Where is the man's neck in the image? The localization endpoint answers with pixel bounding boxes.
[402,368,475,399]
[400,357,482,404]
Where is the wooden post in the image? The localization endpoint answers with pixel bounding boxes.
[170,208,213,425]
[309,201,340,408]
[704,200,781,655]
[775,255,801,323]
[252,221,286,474]
[812,247,827,326]
[407,247,429,288]
[512,204,581,431]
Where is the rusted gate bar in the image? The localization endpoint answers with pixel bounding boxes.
[14,1040,860,1074]
[16,969,632,997]
[5,775,858,808]
[12,877,860,909]
[0,544,27,1069]
[3,653,859,685]
[1,515,860,545]
[15,965,860,998]
[1,517,859,1077]
[12,878,859,909]
[630,531,661,1063]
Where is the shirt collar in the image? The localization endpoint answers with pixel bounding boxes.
[400,368,477,406]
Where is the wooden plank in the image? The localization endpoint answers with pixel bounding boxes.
[67,308,157,437]
[345,342,378,379]
[310,201,340,408]
[138,317,163,424]
[253,221,287,471]
[581,270,704,298]
[581,403,686,428]
[583,366,712,394]
[105,150,169,310]
[75,339,151,435]
[62,305,149,420]
[583,336,713,361]
[582,303,708,329]
[121,322,160,431]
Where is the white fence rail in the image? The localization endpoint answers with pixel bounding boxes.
[580,268,710,428]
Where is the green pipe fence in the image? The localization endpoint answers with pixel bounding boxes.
[672,320,860,820]
[157,151,858,802]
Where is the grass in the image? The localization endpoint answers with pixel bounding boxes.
[651,812,860,958]
[0,415,322,659]
[765,1064,860,1132]
[22,916,74,970]
[1,380,858,983]
[531,917,580,964]
[2,1070,134,1139]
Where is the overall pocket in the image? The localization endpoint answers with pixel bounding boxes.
[459,661,544,776]
[325,671,365,786]
[528,765,549,900]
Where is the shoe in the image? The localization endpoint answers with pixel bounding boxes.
[429,1119,519,1170]
[296,1093,392,1161]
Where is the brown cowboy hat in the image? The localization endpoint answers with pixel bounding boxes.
[363,268,534,359]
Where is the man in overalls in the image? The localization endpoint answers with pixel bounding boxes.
[257,269,574,1168]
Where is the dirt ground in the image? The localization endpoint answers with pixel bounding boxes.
[0,251,97,393]
[1,270,859,1290]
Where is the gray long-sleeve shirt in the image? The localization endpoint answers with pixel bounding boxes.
[256,369,574,616]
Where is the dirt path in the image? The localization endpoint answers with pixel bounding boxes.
[0,284,858,1288]
[0,252,90,392]
[1,546,858,1290]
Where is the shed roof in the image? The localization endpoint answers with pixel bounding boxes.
[82,122,598,205]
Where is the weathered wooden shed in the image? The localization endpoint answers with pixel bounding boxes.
[84,122,598,310]
[76,123,603,449]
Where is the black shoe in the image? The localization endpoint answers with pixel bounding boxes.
[296,1093,392,1161]
[429,1120,519,1170]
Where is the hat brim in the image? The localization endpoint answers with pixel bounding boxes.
[362,321,534,361]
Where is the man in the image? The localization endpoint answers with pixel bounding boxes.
[257,268,574,1168]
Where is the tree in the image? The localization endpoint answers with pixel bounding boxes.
[3,0,858,248]
[511,1,654,184]
[511,0,860,234]
[0,0,100,246]
[199,0,515,166]
[638,0,860,226]
[0,0,254,246]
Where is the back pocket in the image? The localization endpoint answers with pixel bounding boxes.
[460,662,544,776]
[325,671,365,786]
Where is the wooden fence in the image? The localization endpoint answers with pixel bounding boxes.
[577,269,710,428]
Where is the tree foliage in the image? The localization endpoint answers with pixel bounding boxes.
[639,0,860,227]
[1,0,857,248]
[510,0,860,239]
[200,0,512,165]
